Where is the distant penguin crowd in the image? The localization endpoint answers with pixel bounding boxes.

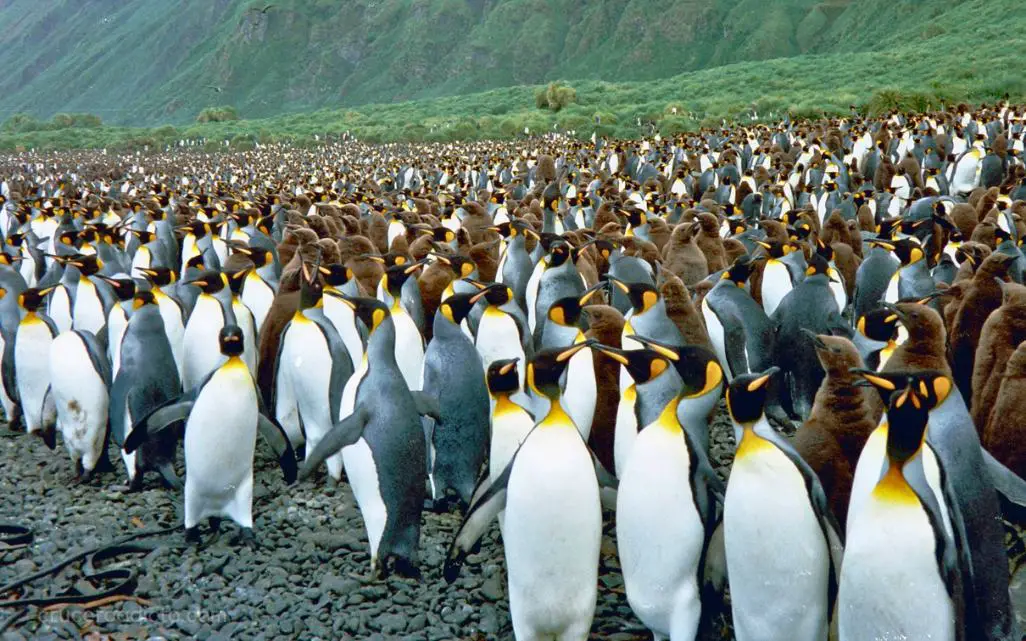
[3,100,1026,640]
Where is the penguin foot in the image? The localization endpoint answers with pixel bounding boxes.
[391,557,421,580]
[125,474,144,494]
[208,517,222,532]
[185,527,201,545]
[157,462,183,490]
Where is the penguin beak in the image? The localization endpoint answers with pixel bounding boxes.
[605,276,630,294]
[591,343,630,365]
[746,367,779,391]
[556,339,597,362]
[880,302,910,324]
[405,259,428,275]
[629,335,681,361]
[497,358,520,376]
[578,281,605,306]
[365,255,387,264]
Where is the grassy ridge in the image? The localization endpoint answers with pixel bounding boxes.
[2,0,1023,151]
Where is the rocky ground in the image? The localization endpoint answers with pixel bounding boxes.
[0,407,738,641]
[4,404,1025,641]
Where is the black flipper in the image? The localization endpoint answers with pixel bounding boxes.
[257,413,298,484]
[123,401,194,454]
[410,391,442,422]
[443,456,513,583]
[297,407,369,481]
[982,448,1026,520]
[40,386,56,450]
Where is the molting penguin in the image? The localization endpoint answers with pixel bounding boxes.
[48,328,112,481]
[125,325,296,543]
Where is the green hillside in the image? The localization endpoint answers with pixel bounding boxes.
[0,0,1019,129]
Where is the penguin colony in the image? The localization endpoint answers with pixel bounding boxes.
[3,100,1026,640]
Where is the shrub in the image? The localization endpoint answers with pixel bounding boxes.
[197,106,240,123]
[534,82,578,112]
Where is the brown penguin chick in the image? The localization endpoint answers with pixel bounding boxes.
[873,155,895,192]
[257,290,301,403]
[973,187,999,221]
[536,155,556,184]
[941,282,965,337]
[970,219,998,250]
[662,222,709,291]
[407,231,438,261]
[949,251,1016,402]
[897,153,924,190]
[820,211,853,248]
[461,201,493,244]
[982,341,1026,476]
[366,211,390,253]
[792,334,879,528]
[469,239,500,282]
[277,227,317,269]
[573,244,600,289]
[645,216,671,254]
[417,258,459,342]
[829,241,861,299]
[953,242,992,284]
[657,271,711,350]
[856,204,876,233]
[723,238,748,267]
[622,237,660,270]
[882,302,951,376]
[583,304,626,473]
[971,281,1026,430]
[949,202,979,239]
[758,219,790,245]
[593,203,622,232]
[694,212,727,273]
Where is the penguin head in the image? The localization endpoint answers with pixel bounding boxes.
[332,295,390,334]
[97,276,136,302]
[857,308,900,342]
[854,369,949,425]
[608,277,660,314]
[631,335,724,398]
[470,282,514,307]
[527,342,597,399]
[319,264,353,288]
[18,287,52,312]
[0,253,20,267]
[138,267,177,287]
[755,239,788,259]
[186,269,229,295]
[439,293,476,325]
[66,254,103,276]
[132,290,158,310]
[725,368,779,425]
[548,240,572,267]
[548,282,605,328]
[218,324,246,357]
[722,255,758,286]
[486,358,521,395]
[805,252,831,278]
[226,269,249,297]
[231,242,273,268]
[382,261,426,299]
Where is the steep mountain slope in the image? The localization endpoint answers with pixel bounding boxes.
[0,0,1004,126]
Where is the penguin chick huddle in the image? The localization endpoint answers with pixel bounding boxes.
[2,100,1026,640]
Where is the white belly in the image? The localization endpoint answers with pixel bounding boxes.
[884,270,901,304]
[840,496,955,641]
[760,260,792,317]
[342,438,388,565]
[48,286,73,333]
[476,311,526,390]
[490,406,534,483]
[184,363,258,526]
[285,319,338,477]
[72,279,106,335]
[242,275,274,336]
[49,332,109,470]
[156,293,186,383]
[108,307,128,379]
[725,438,830,641]
[15,319,54,432]
[613,387,639,479]
[525,260,546,332]
[392,309,424,391]
[131,246,151,279]
[504,424,602,638]
[182,296,226,390]
[562,348,595,441]
[232,302,258,376]
[848,425,952,541]
[323,296,364,371]
[617,422,704,639]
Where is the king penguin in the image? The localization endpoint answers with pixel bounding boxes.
[421,292,490,508]
[181,270,235,391]
[125,325,296,543]
[300,296,440,578]
[839,377,961,641]
[48,328,112,481]
[274,264,353,477]
[444,343,603,641]
[13,287,58,447]
[723,368,844,641]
